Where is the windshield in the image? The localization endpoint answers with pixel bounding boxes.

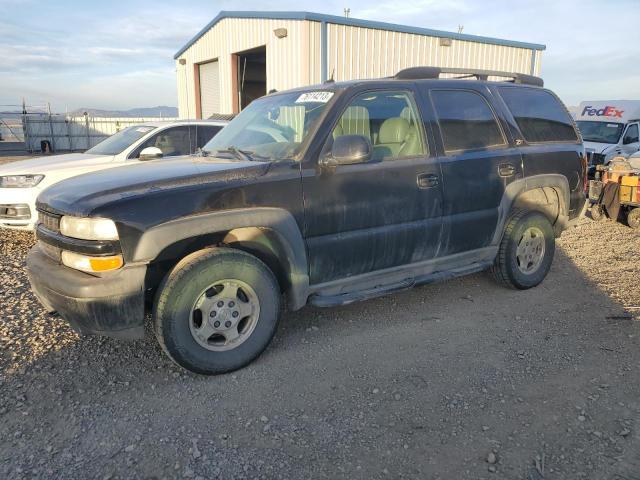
[202,90,334,160]
[576,121,624,144]
[86,126,156,155]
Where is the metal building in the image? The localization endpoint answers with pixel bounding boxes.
[174,11,546,119]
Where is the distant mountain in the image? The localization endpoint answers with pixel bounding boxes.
[68,106,178,118]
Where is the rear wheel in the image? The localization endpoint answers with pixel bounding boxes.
[627,208,640,229]
[491,210,555,290]
[154,248,281,375]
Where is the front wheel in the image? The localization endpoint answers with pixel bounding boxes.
[153,248,281,375]
[491,210,555,290]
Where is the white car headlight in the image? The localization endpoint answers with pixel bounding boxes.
[59,216,119,240]
[0,174,44,188]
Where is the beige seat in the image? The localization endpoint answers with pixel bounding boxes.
[373,117,422,160]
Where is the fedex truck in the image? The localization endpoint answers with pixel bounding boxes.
[575,101,640,174]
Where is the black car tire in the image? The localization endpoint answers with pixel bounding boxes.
[627,208,640,229]
[491,209,555,290]
[153,247,281,375]
[590,204,605,222]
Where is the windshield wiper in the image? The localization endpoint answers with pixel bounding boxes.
[214,146,271,162]
[215,146,253,161]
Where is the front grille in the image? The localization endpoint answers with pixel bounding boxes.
[38,210,61,232]
[590,153,605,166]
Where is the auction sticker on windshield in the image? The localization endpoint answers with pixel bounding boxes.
[295,92,334,103]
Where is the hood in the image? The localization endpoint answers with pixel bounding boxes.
[0,153,115,176]
[37,155,270,216]
[583,142,620,156]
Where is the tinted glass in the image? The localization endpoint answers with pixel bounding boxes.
[331,91,426,161]
[499,87,578,143]
[195,125,222,149]
[576,121,624,144]
[431,90,505,152]
[87,126,155,155]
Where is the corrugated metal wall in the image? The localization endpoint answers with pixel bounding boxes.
[325,24,539,82]
[176,18,318,117]
[176,18,542,118]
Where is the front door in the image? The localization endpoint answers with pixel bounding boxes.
[621,123,640,157]
[301,88,444,285]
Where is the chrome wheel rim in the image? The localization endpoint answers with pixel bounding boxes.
[189,279,260,352]
[516,226,545,274]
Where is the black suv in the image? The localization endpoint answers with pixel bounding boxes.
[27,67,587,374]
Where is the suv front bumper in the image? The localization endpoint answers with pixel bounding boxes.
[26,244,147,340]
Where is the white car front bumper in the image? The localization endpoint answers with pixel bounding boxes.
[0,187,39,230]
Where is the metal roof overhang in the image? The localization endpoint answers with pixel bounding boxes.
[174,11,547,59]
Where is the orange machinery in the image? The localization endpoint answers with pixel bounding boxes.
[589,158,640,228]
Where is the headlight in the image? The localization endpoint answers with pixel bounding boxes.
[61,251,124,273]
[59,216,119,240]
[0,174,44,188]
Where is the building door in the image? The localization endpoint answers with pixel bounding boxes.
[199,60,220,118]
[236,46,266,111]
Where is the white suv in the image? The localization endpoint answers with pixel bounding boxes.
[0,120,227,230]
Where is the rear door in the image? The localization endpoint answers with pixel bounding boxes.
[301,87,444,285]
[497,86,584,218]
[423,86,522,255]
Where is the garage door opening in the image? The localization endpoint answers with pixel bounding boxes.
[235,46,266,111]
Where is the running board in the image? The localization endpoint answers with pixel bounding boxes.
[309,279,415,307]
[308,261,492,308]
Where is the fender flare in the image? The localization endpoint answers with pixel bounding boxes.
[492,174,570,245]
[132,208,310,310]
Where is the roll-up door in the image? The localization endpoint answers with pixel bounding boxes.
[199,60,220,118]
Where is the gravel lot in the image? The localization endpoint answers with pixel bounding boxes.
[1,217,639,480]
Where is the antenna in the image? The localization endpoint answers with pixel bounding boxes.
[343,8,350,18]
[457,24,464,33]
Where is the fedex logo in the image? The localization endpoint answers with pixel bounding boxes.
[581,105,624,118]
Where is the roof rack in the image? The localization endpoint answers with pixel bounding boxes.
[394,67,544,87]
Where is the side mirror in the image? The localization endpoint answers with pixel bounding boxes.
[139,146,163,161]
[322,135,372,166]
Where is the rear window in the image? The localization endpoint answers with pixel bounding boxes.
[431,90,505,153]
[499,87,578,143]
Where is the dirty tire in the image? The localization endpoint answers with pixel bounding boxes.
[627,208,640,229]
[154,247,281,375]
[590,204,605,222]
[491,209,555,290]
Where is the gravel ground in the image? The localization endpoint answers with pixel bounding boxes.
[1,217,640,480]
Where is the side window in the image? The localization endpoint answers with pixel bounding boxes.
[330,90,426,161]
[132,126,192,158]
[624,124,639,144]
[499,87,578,143]
[194,125,222,150]
[430,90,505,153]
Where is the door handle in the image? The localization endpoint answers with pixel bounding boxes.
[498,163,516,177]
[417,173,439,189]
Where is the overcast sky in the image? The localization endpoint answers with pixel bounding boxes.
[1,0,638,112]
